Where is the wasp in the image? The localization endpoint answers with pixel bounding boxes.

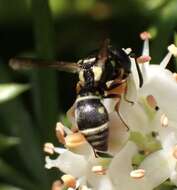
[9,39,143,152]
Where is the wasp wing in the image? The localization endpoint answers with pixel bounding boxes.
[9,58,80,73]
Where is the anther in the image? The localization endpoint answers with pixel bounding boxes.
[160,114,168,127]
[91,165,106,175]
[124,48,132,55]
[140,32,151,40]
[130,169,145,179]
[168,44,177,57]
[51,180,63,190]
[56,122,66,144]
[146,95,159,111]
[137,55,151,64]
[43,142,54,155]
[61,174,76,188]
[65,132,87,148]
[172,145,177,159]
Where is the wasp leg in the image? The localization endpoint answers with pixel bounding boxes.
[115,100,129,131]
[123,81,135,105]
[103,93,121,99]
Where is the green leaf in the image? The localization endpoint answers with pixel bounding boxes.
[0,84,29,104]
[0,159,37,190]
[0,134,19,151]
[0,184,22,190]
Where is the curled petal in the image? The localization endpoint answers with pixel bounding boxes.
[46,151,88,177]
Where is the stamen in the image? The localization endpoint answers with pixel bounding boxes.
[140,32,151,64]
[61,174,76,188]
[91,165,106,175]
[146,95,159,111]
[52,180,63,190]
[137,55,151,64]
[130,169,145,179]
[160,52,172,68]
[168,44,177,57]
[65,132,87,148]
[172,145,177,159]
[160,114,168,127]
[43,142,54,155]
[160,44,177,68]
[56,122,66,144]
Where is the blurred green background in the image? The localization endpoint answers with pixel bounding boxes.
[0,0,177,189]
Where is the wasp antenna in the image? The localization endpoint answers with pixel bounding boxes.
[98,38,110,63]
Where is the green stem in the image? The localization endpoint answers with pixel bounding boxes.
[30,0,59,141]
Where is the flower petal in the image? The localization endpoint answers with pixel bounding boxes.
[45,151,88,177]
[139,150,171,189]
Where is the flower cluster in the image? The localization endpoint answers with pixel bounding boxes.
[44,32,177,190]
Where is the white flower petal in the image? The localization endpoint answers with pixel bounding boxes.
[108,142,140,189]
[88,175,113,190]
[46,151,88,177]
[96,176,113,190]
[139,67,177,122]
[140,150,171,188]
[161,132,177,152]
[102,98,117,114]
[108,112,129,155]
[170,170,177,186]
[119,99,150,134]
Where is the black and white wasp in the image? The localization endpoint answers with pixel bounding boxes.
[9,40,143,152]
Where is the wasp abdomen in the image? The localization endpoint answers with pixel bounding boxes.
[75,97,109,151]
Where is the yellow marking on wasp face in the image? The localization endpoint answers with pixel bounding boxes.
[98,107,105,114]
[92,66,102,81]
[79,70,84,82]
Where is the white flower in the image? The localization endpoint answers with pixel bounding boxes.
[44,32,177,190]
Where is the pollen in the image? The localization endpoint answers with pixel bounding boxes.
[61,174,76,188]
[140,32,151,40]
[172,145,177,159]
[168,44,177,57]
[130,169,145,179]
[65,132,87,148]
[91,165,106,175]
[43,142,54,155]
[137,55,151,64]
[56,122,66,144]
[160,114,168,127]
